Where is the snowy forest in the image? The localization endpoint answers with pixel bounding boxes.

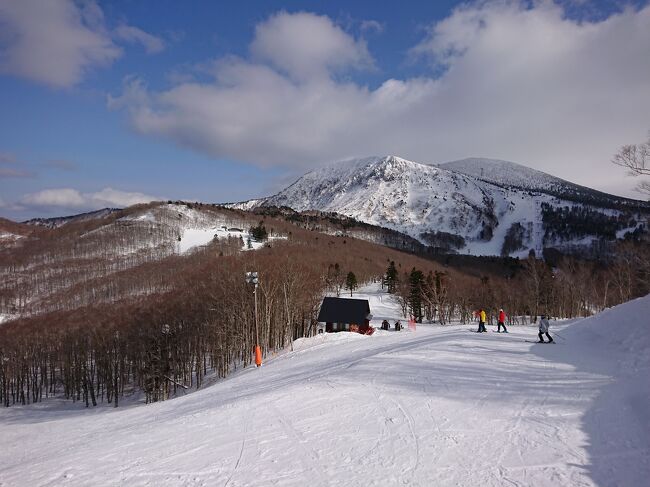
[1,203,649,407]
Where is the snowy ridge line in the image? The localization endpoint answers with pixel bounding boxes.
[439,157,649,210]
[235,155,648,257]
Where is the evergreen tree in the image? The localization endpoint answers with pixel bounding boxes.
[345,271,358,297]
[385,261,399,293]
[249,223,268,241]
[408,267,424,322]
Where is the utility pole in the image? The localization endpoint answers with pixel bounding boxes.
[246,271,262,367]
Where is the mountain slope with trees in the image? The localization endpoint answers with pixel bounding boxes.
[237,155,649,258]
[1,201,648,408]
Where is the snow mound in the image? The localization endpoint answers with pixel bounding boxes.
[533,294,650,487]
[562,294,650,369]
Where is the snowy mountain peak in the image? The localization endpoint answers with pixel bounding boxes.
[306,155,434,183]
[261,155,499,251]
[245,154,648,257]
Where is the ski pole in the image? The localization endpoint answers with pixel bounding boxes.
[552,330,566,341]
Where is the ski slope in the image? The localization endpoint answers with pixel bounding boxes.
[1,288,648,487]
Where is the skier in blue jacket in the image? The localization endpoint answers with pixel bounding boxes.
[538,315,554,343]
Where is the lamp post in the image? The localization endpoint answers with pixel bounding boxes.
[245,271,262,367]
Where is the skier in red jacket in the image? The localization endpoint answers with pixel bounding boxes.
[497,308,508,333]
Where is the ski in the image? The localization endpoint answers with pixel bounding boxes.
[525,340,557,344]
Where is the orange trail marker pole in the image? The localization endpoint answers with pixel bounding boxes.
[255,345,262,367]
[254,278,261,367]
[246,271,263,367]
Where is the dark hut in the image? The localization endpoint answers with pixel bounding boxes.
[317,297,372,333]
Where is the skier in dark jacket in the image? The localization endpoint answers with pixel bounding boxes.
[538,315,553,343]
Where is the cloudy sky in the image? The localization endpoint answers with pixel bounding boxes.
[1,0,649,220]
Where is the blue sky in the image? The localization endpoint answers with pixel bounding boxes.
[1,0,649,220]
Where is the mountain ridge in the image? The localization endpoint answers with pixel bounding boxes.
[438,157,644,210]
[8,155,648,258]
[240,155,649,257]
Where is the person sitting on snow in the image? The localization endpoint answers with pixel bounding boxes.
[381,319,389,330]
[538,315,554,343]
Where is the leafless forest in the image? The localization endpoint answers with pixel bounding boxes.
[1,203,648,407]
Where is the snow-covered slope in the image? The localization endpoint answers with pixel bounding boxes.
[438,157,642,209]
[115,203,284,254]
[263,156,502,247]
[438,157,573,193]
[247,155,648,257]
[0,217,32,246]
[2,287,648,487]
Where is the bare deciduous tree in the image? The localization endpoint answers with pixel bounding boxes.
[612,132,650,197]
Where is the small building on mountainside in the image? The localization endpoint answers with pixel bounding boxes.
[317,297,373,334]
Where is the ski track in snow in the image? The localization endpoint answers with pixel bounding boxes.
[1,287,649,487]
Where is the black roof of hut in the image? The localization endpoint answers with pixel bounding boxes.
[317,297,371,324]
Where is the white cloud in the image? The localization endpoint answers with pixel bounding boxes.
[409,3,488,67]
[22,188,87,207]
[110,5,650,197]
[0,0,163,88]
[0,0,120,88]
[360,20,384,34]
[114,24,165,54]
[250,11,373,81]
[89,187,159,207]
[21,187,159,209]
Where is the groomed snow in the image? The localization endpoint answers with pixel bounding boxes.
[1,287,648,487]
